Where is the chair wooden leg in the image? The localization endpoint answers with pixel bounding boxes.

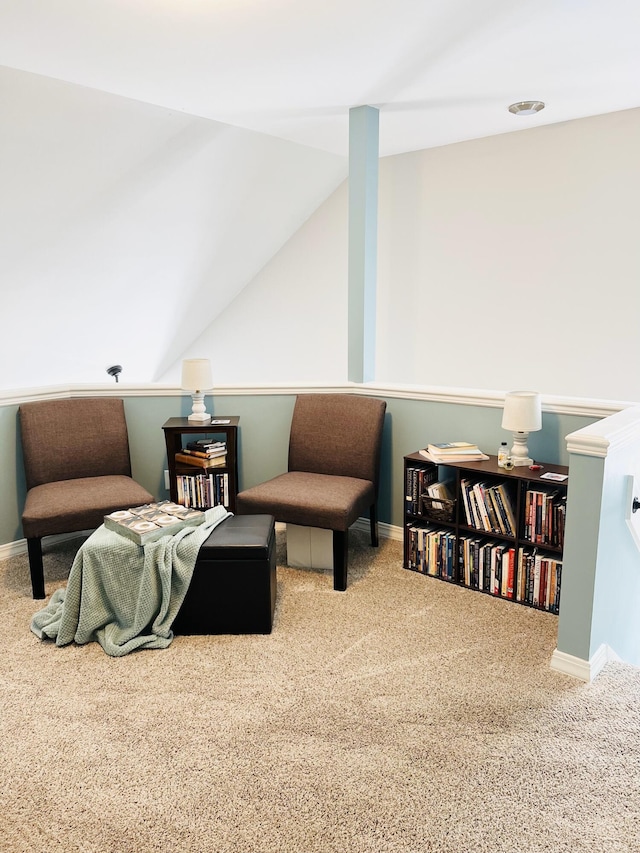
[369,504,379,547]
[332,530,348,591]
[27,537,45,599]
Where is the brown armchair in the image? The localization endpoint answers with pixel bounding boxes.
[19,397,155,599]
[235,393,387,591]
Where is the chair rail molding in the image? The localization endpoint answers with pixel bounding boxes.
[566,404,640,457]
[0,382,633,419]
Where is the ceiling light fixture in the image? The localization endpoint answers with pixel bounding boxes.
[508,101,545,116]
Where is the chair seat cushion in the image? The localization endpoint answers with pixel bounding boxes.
[22,475,155,538]
[236,471,374,531]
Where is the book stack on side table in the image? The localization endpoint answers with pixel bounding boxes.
[175,439,226,469]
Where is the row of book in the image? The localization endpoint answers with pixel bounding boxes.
[460,477,517,537]
[405,524,561,613]
[517,546,562,613]
[405,465,440,515]
[524,488,566,548]
[406,468,566,549]
[406,525,457,581]
[458,536,561,612]
[176,472,229,510]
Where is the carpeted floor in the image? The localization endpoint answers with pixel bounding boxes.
[1,528,639,852]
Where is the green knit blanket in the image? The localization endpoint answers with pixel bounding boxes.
[31,505,230,656]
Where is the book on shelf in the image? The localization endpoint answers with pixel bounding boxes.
[104,501,205,544]
[406,524,456,579]
[427,442,480,454]
[472,482,492,531]
[187,438,225,449]
[491,483,516,537]
[184,440,226,456]
[419,447,489,463]
[175,452,227,469]
[181,447,226,460]
[176,471,228,509]
[423,479,454,512]
[524,487,566,547]
[405,465,439,515]
[515,547,562,612]
[486,485,507,535]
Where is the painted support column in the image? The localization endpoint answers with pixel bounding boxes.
[348,105,379,383]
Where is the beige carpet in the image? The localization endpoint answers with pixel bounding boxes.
[1,529,639,853]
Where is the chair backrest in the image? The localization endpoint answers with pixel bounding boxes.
[288,394,387,486]
[19,397,132,490]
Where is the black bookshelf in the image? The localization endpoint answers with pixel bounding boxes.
[403,451,569,614]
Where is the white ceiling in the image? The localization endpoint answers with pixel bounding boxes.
[1,0,639,157]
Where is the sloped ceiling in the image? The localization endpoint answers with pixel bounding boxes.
[1,0,639,388]
[0,65,345,389]
[2,0,639,156]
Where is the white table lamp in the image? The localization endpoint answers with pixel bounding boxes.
[501,391,542,467]
[181,358,213,422]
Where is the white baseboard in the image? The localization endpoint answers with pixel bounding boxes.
[1,522,401,563]
[0,539,28,561]
[352,518,403,541]
[276,518,403,542]
[0,530,94,563]
[550,644,618,682]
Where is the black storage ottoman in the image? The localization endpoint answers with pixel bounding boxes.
[173,514,276,635]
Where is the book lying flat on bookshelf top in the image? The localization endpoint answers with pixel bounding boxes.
[427,442,479,453]
[420,443,489,463]
[104,501,205,544]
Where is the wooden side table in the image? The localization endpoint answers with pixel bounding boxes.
[162,417,239,513]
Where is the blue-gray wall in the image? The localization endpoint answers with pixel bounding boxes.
[2,389,595,547]
[16,387,640,677]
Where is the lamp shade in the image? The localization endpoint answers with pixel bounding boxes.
[181,358,212,392]
[501,391,542,432]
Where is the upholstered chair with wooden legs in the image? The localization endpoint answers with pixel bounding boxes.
[19,397,155,599]
[235,393,387,591]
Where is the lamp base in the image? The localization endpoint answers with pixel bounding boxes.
[511,455,533,467]
[509,431,533,467]
[188,391,210,422]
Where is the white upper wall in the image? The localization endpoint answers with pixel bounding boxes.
[167,183,349,386]
[376,108,640,401]
[180,107,639,403]
[0,65,346,390]
[2,56,639,404]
